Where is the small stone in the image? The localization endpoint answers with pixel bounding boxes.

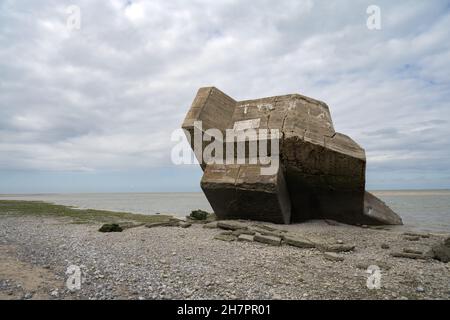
[98,223,123,232]
[319,244,355,253]
[217,221,248,231]
[403,248,423,255]
[232,229,255,236]
[403,232,430,239]
[337,240,344,244]
[404,236,420,241]
[178,222,192,228]
[356,261,391,270]
[249,226,285,238]
[416,286,425,293]
[444,236,450,246]
[50,289,59,297]
[272,293,282,300]
[323,252,344,262]
[185,289,194,297]
[283,235,315,249]
[381,243,390,249]
[432,243,450,263]
[146,221,179,228]
[390,252,428,260]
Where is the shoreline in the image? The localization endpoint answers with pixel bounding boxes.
[1,192,450,234]
[1,201,450,300]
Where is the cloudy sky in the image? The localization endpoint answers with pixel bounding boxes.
[1,0,449,193]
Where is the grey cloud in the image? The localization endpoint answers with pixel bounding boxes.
[0,0,449,188]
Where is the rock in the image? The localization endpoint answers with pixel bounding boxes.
[403,232,430,239]
[189,209,209,221]
[201,164,291,224]
[390,252,429,260]
[381,243,390,249]
[145,220,179,228]
[404,236,420,241]
[403,248,423,255]
[283,235,315,248]
[416,286,425,293]
[217,221,249,231]
[254,234,282,246]
[232,229,255,236]
[319,244,355,253]
[323,252,344,262]
[178,222,192,228]
[272,293,282,300]
[356,261,391,270]
[248,226,285,238]
[237,234,254,242]
[24,292,33,299]
[257,225,280,232]
[444,236,450,246]
[203,222,218,229]
[214,234,237,242]
[118,222,145,230]
[363,191,403,225]
[98,224,123,232]
[432,243,450,263]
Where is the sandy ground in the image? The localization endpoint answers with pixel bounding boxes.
[0,215,449,300]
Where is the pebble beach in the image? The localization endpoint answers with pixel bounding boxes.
[1,207,449,300]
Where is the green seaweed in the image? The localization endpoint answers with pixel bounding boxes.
[0,200,172,225]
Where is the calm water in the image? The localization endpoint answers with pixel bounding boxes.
[1,191,449,232]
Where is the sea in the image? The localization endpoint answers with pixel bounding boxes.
[1,190,449,233]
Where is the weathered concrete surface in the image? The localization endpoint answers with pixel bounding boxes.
[364,191,403,225]
[201,164,291,224]
[182,87,403,226]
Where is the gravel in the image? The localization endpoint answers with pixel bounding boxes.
[1,215,450,300]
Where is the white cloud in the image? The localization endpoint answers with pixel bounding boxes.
[0,0,449,188]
